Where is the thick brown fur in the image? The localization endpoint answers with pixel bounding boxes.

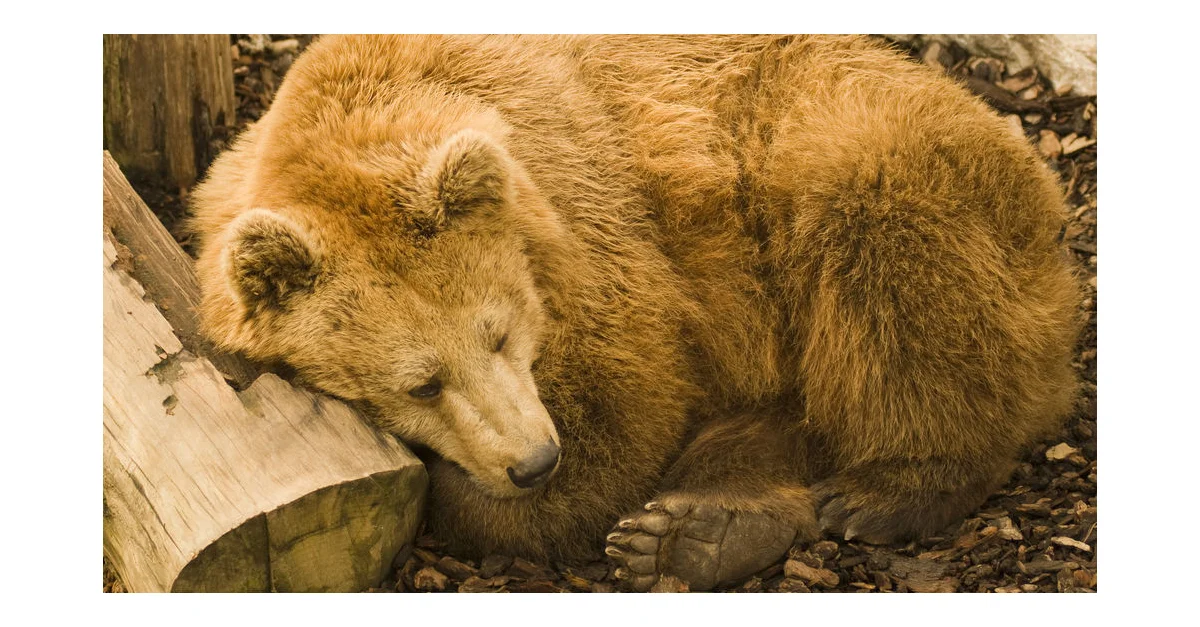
[190,35,1079,583]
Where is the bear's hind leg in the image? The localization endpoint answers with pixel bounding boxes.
[605,412,819,591]
[812,457,1016,544]
[783,148,1077,545]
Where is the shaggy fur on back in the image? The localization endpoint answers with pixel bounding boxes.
[190,35,1079,569]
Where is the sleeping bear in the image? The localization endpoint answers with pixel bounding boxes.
[190,35,1079,591]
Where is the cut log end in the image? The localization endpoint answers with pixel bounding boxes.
[170,467,427,592]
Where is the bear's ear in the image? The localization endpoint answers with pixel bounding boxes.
[221,209,320,316]
[421,129,514,219]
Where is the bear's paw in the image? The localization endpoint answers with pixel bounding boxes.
[605,495,796,592]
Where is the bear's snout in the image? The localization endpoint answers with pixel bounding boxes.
[505,440,560,489]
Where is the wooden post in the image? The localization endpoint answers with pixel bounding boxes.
[103,152,428,592]
[103,34,237,190]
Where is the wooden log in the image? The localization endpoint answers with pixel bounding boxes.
[102,153,427,592]
[103,34,237,190]
[103,151,257,387]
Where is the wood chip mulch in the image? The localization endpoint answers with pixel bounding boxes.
[108,34,1097,593]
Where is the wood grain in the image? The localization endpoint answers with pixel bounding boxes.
[103,35,237,189]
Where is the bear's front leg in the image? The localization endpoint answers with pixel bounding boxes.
[605,412,821,591]
[422,333,703,567]
[423,417,676,565]
[424,457,556,560]
[424,455,640,563]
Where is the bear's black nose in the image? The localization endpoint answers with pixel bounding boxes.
[506,441,560,489]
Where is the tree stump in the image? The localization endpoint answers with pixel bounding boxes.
[103,34,237,191]
[102,152,427,592]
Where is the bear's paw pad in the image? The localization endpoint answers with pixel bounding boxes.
[606,496,795,592]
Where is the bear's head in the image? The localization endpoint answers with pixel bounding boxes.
[199,128,565,497]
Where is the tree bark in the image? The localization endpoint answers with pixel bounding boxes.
[103,34,237,190]
[103,152,427,592]
[103,151,257,387]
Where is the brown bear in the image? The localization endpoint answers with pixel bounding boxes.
[190,35,1080,591]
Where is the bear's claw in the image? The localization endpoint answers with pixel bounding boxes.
[606,495,797,591]
[617,511,671,536]
[816,492,866,541]
[607,531,659,554]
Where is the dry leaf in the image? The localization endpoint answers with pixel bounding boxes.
[1063,136,1096,155]
[1038,129,1062,159]
[785,559,840,588]
[413,566,448,591]
[1045,442,1080,461]
[992,517,1025,541]
[1052,536,1092,552]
